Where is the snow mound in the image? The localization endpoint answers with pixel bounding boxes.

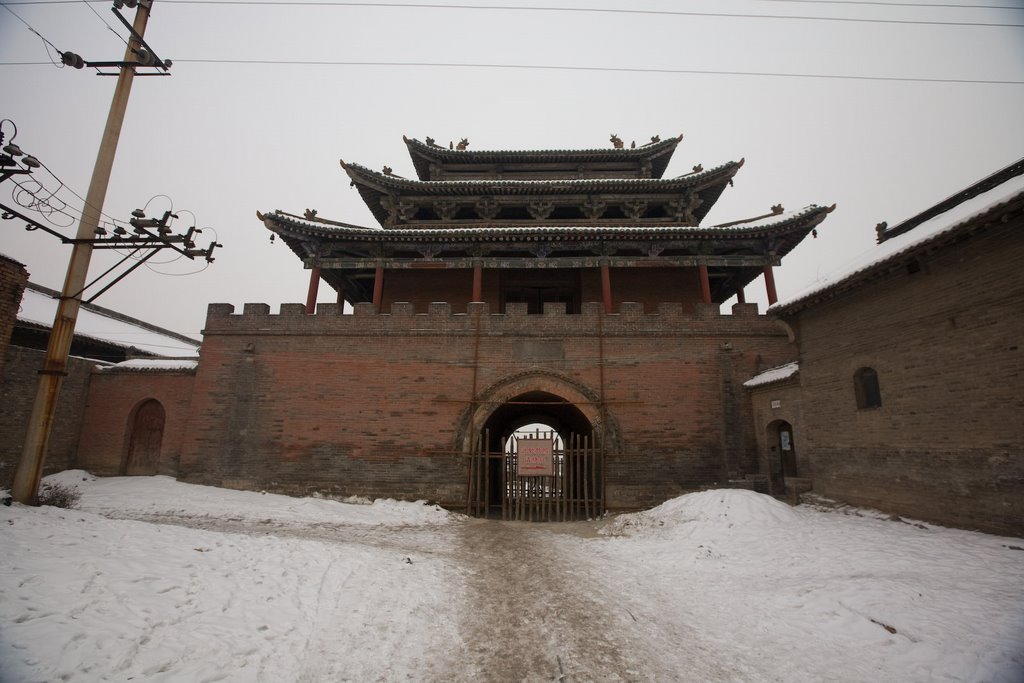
[41,470,452,527]
[604,488,800,538]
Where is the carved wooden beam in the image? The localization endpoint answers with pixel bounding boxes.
[314,254,777,270]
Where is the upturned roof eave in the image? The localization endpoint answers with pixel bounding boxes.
[260,203,830,243]
[341,159,742,226]
[403,135,684,180]
[344,157,737,194]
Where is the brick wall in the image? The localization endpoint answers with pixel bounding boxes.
[374,266,704,314]
[0,346,95,487]
[177,300,790,509]
[76,369,196,477]
[0,255,29,380]
[784,215,1024,535]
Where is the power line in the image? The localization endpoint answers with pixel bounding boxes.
[7,0,1024,6]
[0,2,64,55]
[80,0,129,46]
[2,0,1022,28]
[750,0,1023,8]
[78,59,1024,85]
[94,2,1024,29]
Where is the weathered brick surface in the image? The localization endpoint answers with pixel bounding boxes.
[177,301,790,508]
[0,256,28,380]
[780,215,1024,535]
[76,370,196,477]
[0,346,95,487]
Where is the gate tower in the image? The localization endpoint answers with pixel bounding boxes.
[187,133,834,513]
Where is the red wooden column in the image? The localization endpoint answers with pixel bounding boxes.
[472,263,482,302]
[736,287,746,304]
[698,264,712,305]
[600,261,613,313]
[304,266,321,314]
[372,265,385,311]
[763,265,778,306]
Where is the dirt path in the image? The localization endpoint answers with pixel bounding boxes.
[451,518,738,682]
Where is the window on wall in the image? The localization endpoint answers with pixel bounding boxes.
[854,367,883,409]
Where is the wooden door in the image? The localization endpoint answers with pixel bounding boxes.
[125,399,165,475]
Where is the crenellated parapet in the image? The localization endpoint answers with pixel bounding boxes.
[202,301,778,337]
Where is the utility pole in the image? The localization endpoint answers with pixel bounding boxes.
[11,1,155,504]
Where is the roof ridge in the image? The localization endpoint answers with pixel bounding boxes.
[877,156,1024,243]
[402,133,683,157]
[22,282,200,347]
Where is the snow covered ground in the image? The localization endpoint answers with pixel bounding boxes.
[2,473,1022,682]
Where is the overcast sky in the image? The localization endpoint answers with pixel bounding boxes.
[1,0,1022,341]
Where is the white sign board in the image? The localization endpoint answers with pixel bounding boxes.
[517,438,554,477]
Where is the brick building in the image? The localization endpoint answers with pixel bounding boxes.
[0,271,199,487]
[8,138,1016,534]
[174,134,832,517]
[748,158,1024,535]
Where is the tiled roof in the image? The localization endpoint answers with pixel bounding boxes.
[403,135,683,180]
[343,159,743,227]
[261,204,831,241]
[17,283,201,358]
[773,161,1024,314]
[98,359,199,373]
[343,159,740,195]
[743,361,799,388]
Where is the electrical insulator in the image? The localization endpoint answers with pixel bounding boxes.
[61,52,85,69]
[135,48,155,66]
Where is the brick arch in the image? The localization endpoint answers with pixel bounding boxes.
[455,370,620,454]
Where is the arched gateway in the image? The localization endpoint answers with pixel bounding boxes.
[460,373,614,521]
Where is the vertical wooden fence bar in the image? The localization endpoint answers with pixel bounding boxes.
[469,428,603,521]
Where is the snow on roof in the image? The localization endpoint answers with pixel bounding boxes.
[773,169,1024,312]
[99,359,199,373]
[17,286,200,358]
[743,361,799,388]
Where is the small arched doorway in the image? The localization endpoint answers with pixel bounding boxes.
[467,389,602,520]
[124,399,165,475]
[767,419,798,478]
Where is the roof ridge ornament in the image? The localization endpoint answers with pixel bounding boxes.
[609,134,624,149]
[715,204,791,228]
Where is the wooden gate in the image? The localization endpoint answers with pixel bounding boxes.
[466,429,604,521]
[125,399,165,475]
